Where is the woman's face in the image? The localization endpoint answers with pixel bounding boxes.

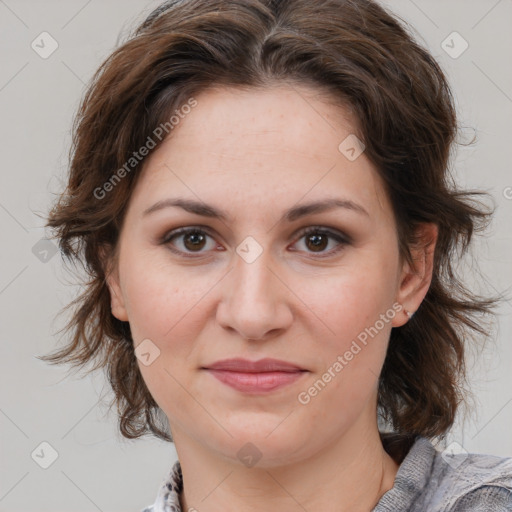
[107,85,422,466]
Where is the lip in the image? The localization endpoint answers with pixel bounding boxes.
[204,357,306,372]
[202,358,308,393]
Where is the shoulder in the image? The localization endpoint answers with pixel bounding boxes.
[140,460,183,512]
[430,443,512,511]
[376,436,512,512]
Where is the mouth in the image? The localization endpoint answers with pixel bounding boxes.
[201,358,308,394]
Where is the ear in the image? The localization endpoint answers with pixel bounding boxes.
[100,245,129,322]
[392,223,438,327]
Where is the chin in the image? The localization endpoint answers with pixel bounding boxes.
[204,420,314,469]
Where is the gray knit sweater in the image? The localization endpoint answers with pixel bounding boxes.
[141,437,512,511]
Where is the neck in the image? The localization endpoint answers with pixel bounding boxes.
[172,416,399,512]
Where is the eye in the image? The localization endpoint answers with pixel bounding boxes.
[291,226,350,258]
[161,225,350,259]
[161,227,219,257]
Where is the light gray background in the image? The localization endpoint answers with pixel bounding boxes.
[1,1,511,511]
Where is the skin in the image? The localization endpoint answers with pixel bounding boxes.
[106,84,437,512]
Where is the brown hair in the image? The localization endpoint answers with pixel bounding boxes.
[39,0,500,443]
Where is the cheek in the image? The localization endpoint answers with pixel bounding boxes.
[302,258,397,341]
[124,262,210,413]
[120,252,209,342]
[298,256,398,395]
[120,256,215,400]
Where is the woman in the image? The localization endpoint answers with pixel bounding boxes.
[40,0,512,510]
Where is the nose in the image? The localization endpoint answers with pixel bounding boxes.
[216,247,293,341]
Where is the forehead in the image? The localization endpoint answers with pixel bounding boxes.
[157,84,356,161]
[129,85,392,222]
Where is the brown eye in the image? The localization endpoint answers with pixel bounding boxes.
[182,231,207,251]
[305,232,329,252]
[161,226,349,259]
[162,227,217,256]
[293,227,350,258]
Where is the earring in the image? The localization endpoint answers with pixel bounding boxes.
[405,309,414,319]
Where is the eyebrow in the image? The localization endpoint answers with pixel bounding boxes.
[142,197,369,222]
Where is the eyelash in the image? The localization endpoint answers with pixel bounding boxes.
[160,225,351,259]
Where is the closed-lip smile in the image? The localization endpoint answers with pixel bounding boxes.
[201,358,308,393]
